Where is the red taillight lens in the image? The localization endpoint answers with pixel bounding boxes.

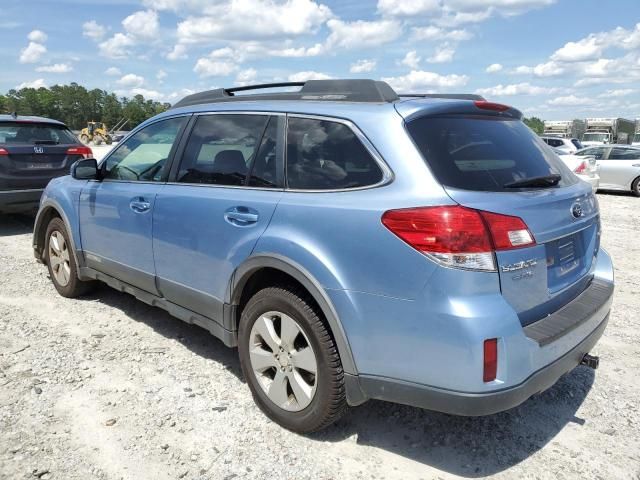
[483,338,498,382]
[382,206,495,271]
[66,146,93,158]
[479,211,536,250]
[382,206,536,271]
[0,148,8,155]
[474,100,510,112]
[574,161,587,174]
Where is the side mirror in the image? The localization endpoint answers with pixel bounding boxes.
[71,158,100,180]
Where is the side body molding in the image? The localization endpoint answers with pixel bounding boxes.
[228,253,358,377]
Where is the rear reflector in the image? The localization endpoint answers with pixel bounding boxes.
[381,206,536,271]
[0,148,8,155]
[474,100,510,112]
[483,339,498,382]
[574,161,587,174]
[66,146,93,158]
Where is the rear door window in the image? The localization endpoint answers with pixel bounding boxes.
[571,139,583,149]
[0,122,78,145]
[406,116,574,191]
[577,147,606,160]
[286,117,383,190]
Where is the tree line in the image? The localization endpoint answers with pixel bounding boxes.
[0,83,171,131]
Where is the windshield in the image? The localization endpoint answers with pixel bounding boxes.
[583,133,610,142]
[0,122,78,145]
[634,133,640,143]
[406,115,575,192]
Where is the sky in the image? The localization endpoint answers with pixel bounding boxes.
[1,0,639,120]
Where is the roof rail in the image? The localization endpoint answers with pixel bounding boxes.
[398,93,486,101]
[171,79,400,108]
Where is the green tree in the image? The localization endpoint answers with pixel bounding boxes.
[1,83,169,130]
[523,117,545,135]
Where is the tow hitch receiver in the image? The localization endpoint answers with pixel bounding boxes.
[581,353,600,370]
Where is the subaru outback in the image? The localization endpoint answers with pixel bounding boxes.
[32,80,614,433]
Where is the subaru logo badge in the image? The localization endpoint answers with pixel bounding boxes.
[571,203,583,219]
[33,146,44,154]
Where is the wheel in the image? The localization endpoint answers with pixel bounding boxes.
[80,134,89,144]
[105,135,113,145]
[632,177,640,197]
[44,218,93,298]
[238,286,347,433]
[93,135,103,146]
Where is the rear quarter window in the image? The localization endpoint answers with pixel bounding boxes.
[286,117,384,190]
[406,116,576,191]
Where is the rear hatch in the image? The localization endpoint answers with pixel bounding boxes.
[402,104,600,326]
[0,121,87,191]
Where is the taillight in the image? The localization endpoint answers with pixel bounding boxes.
[66,146,93,158]
[483,338,498,382]
[574,161,587,174]
[0,148,8,155]
[474,100,510,112]
[381,206,536,271]
[479,211,535,250]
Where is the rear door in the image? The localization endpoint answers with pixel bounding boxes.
[405,113,600,326]
[152,113,284,322]
[79,116,189,294]
[0,121,86,191]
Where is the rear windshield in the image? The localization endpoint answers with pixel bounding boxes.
[0,121,78,145]
[571,138,583,149]
[406,116,575,191]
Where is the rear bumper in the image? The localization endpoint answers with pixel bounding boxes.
[0,188,43,212]
[353,313,608,415]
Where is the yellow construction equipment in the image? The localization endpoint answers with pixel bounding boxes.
[79,121,112,145]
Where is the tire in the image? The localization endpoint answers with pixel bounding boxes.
[105,135,113,145]
[632,177,640,197]
[93,135,103,146]
[44,218,94,298]
[80,134,89,144]
[238,286,347,433]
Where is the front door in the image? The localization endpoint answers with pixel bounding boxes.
[153,113,284,322]
[601,147,640,190]
[79,116,189,293]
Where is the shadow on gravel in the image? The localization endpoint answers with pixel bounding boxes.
[80,284,244,379]
[317,367,595,477]
[0,213,35,237]
[78,282,595,478]
[596,190,638,198]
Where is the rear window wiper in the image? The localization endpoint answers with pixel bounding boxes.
[504,174,561,188]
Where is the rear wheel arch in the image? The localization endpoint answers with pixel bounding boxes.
[230,255,358,376]
[631,176,640,196]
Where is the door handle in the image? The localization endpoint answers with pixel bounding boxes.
[130,198,151,213]
[224,207,259,226]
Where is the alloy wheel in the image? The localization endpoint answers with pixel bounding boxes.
[248,311,318,412]
[48,231,71,287]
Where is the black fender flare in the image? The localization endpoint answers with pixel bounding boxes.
[229,253,359,376]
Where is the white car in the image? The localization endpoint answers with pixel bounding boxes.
[553,148,600,192]
[576,145,640,196]
[541,136,583,154]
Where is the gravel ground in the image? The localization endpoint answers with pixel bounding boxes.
[0,192,639,480]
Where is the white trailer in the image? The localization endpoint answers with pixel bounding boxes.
[543,120,586,139]
[583,117,635,146]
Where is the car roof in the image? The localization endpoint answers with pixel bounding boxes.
[0,114,66,126]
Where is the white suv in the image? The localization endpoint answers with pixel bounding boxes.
[541,136,583,154]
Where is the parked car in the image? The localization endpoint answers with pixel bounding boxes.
[553,147,600,192]
[32,80,614,433]
[541,135,583,154]
[0,114,92,213]
[576,145,640,196]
